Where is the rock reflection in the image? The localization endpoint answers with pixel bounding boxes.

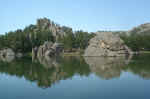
[0,54,150,89]
[124,54,150,80]
[37,55,60,69]
[0,55,15,62]
[84,56,132,80]
[0,56,90,88]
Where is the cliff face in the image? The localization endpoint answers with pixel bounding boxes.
[25,18,68,44]
[36,18,66,38]
[84,32,132,57]
[32,41,63,60]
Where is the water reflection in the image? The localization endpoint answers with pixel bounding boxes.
[0,56,90,88]
[37,55,60,69]
[0,54,150,88]
[84,57,126,79]
[124,54,150,79]
[0,55,15,62]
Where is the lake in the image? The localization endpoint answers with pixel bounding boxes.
[0,54,150,99]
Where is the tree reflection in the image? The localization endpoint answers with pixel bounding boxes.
[0,56,90,88]
[0,54,150,88]
[84,54,150,80]
[124,54,150,79]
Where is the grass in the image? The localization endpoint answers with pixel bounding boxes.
[63,52,82,56]
[139,51,150,54]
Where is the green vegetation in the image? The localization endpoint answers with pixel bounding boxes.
[0,56,90,88]
[120,32,150,51]
[124,54,150,79]
[118,23,150,51]
[1,17,150,53]
[0,26,54,53]
[0,18,95,54]
[58,30,95,51]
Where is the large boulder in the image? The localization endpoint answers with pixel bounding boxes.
[0,48,15,62]
[37,41,54,58]
[84,32,132,57]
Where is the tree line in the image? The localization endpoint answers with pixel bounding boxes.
[0,18,95,54]
[1,18,149,53]
[119,31,150,51]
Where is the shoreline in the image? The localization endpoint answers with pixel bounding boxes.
[63,51,150,56]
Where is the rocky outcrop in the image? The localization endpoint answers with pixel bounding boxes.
[84,32,132,57]
[128,23,150,35]
[0,48,24,62]
[0,48,15,62]
[37,41,54,58]
[36,18,66,38]
[38,42,63,58]
[32,47,39,60]
[32,41,63,60]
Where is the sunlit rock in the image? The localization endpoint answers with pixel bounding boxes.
[36,18,66,38]
[84,32,133,57]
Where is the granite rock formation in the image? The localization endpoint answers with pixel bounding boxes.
[32,41,63,60]
[0,48,15,62]
[36,18,66,39]
[84,32,132,57]
[128,23,150,35]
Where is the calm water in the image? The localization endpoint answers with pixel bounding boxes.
[0,54,150,99]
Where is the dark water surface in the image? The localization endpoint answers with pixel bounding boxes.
[0,54,150,99]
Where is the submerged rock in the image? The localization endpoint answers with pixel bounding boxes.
[84,32,132,57]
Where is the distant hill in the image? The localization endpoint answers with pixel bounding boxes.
[112,23,150,36]
[128,23,150,35]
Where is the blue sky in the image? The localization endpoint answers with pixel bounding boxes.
[1,0,150,34]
